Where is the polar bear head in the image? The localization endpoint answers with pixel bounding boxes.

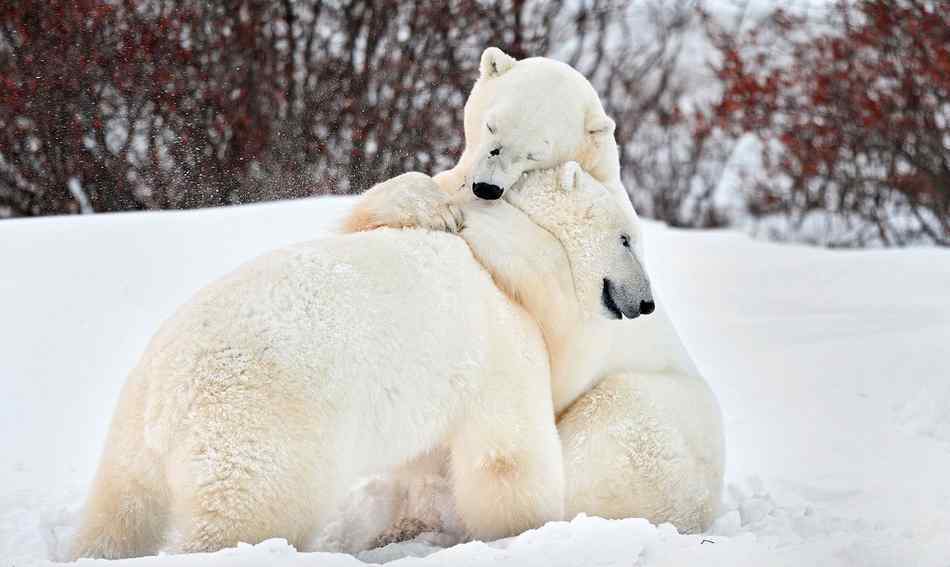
[462,162,653,322]
[458,48,621,202]
[508,162,653,320]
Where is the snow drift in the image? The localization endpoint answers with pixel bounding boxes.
[1,196,949,566]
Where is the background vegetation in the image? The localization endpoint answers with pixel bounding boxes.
[1,0,947,246]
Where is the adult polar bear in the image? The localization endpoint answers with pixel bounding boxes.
[344,47,724,533]
[69,165,651,559]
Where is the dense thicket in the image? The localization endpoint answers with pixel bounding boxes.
[2,0,947,246]
[0,0,698,216]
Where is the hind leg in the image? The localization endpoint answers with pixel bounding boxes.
[70,463,168,559]
[558,372,724,533]
[70,377,168,560]
[166,391,338,555]
[168,437,332,553]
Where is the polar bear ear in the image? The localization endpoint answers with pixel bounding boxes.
[480,47,517,79]
[585,108,616,138]
[558,162,581,192]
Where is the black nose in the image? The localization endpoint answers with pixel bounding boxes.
[639,300,655,315]
[472,182,504,200]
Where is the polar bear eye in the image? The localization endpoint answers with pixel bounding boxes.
[526,153,539,162]
[487,124,497,135]
[620,234,631,248]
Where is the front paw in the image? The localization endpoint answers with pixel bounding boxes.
[371,517,432,548]
[434,203,464,233]
[342,172,463,234]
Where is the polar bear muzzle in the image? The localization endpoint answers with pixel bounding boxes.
[602,278,655,320]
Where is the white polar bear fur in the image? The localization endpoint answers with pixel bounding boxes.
[342,47,724,537]
[70,164,651,560]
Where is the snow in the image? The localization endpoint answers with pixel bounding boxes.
[2,196,950,566]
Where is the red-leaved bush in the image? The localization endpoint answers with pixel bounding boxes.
[708,0,950,246]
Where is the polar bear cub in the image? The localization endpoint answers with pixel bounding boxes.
[70,163,651,559]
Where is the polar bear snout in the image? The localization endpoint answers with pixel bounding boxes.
[602,278,654,320]
[473,182,504,200]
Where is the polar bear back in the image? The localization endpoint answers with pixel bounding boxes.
[138,228,549,477]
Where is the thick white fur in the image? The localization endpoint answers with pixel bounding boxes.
[70,164,657,560]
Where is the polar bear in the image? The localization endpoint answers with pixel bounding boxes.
[342,48,724,535]
[69,164,653,560]
[342,46,623,234]
[353,168,724,544]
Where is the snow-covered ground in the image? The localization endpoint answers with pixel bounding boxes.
[2,196,949,566]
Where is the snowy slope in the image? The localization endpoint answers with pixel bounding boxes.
[2,196,949,566]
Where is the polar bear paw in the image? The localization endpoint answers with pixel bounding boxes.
[342,172,464,234]
[372,517,432,548]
